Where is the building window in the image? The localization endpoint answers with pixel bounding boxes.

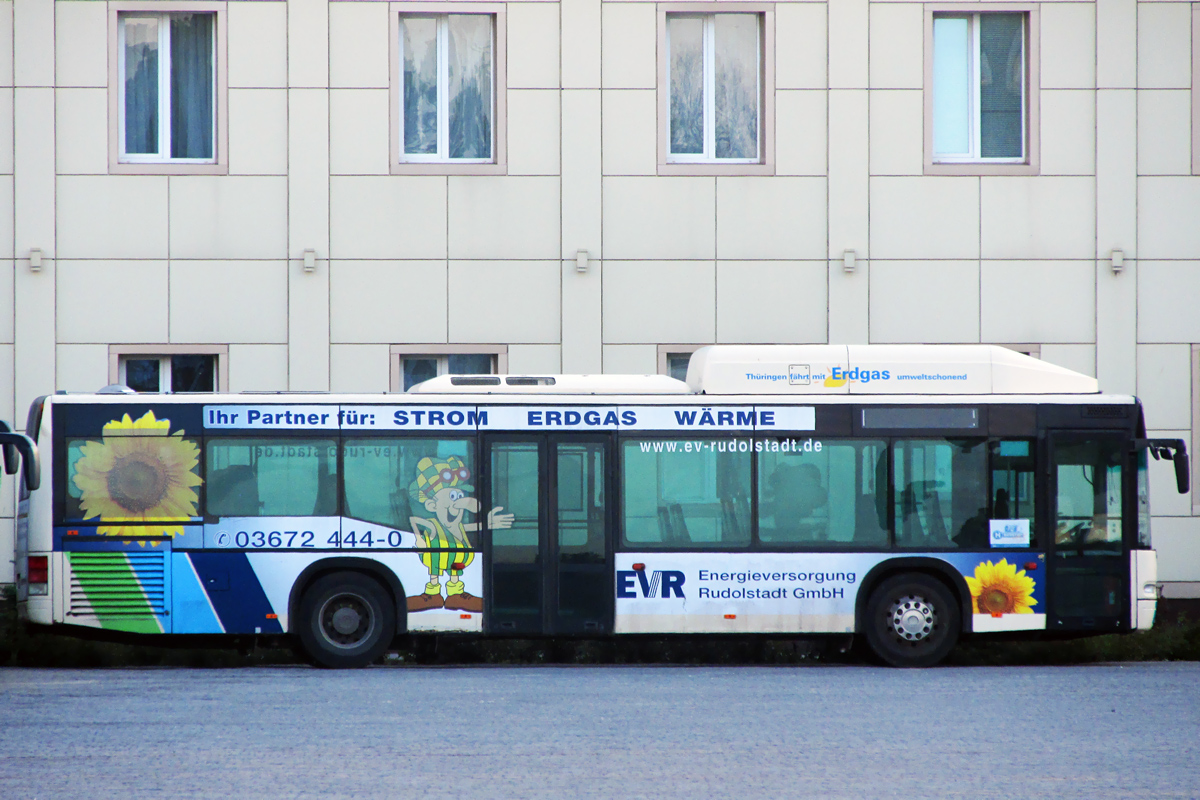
[393,10,507,174]
[657,7,774,176]
[924,7,1038,175]
[391,345,508,391]
[109,3,227,174]
[667,13,760,162]
[119,13,215,162]
[657,345,707,382]
[120,355,218,393]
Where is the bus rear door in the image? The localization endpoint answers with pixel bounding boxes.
[484,434,613,636]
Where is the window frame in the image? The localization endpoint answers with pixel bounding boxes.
[110,344,228,392]
[656,3,775,177]
[389,344,508,392]
[108,1,229,175]
[389,2,508,176]
[657,344,708,382]
[923,3,1039,177]
[1193,344,1200,515]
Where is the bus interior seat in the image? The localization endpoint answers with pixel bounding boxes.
[668,504,691,543]
[207,465,260,517]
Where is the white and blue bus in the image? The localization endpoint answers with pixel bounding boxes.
[13,346,1190,667]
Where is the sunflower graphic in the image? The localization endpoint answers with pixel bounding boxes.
[966,559,1037,615]
[71,411,202,542]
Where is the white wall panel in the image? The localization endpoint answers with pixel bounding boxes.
[716,177,826,260]
[980,260,1095,343]
[603,177,715,260]
[169,176,288,260]
[603,261,715,344]
[1136,91,1192,176]
[54,344,107,394]
[228,0,288,88]
[329,2,390,88]
[330,344,391,393]
[980,177,1095,260]
[169,261,288,344]
[448,177,560,260]
[228,89,289,175]
[228,344,289,392]
[54,1,106,88]
[54,89,106,175]
[448,260,560,343]
[57,176,168,259]
[775,3,827,89]
[56,260,168,344]
[1136,344,1192,432]
[868,90,922,176]
[329,260,448,344]
[716,261,827,344]
[507,90,561,176]
[1039,90,1095,176]
[870,177,979,259]
[1137,261,1200,343]
[328,89,391,175]
[868,3,922,89]
[508,3,560,88]
[775,91,827,176]
[601,3,656,89]
[870,261,980,343]
[1040,2,1096,89]
[330,176,447,260]
[602,90,657,175]
[1137,2,1192,89]
[507,344,562,374]
[1138,179,1200,259]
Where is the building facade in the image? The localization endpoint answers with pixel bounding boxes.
[1,0,1199,596]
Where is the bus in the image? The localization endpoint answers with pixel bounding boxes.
[13,345,1191,668]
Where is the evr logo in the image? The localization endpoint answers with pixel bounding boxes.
[616,570,686,599]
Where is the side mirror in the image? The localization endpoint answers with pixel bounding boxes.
[1174,448,1190,495]
[0,420,17,476]
[0,431,40,491]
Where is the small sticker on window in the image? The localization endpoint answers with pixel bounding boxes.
[989,519,1031,548]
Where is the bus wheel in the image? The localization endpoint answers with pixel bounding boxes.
[298,572,396,668]
[863,574,960,668]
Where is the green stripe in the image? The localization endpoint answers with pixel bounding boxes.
[68,552,163,634]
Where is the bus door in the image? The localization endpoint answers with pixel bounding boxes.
[1046,434,1128,632]
[484,435,613,636]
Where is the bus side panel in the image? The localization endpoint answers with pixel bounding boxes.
[613,552,1048,635]
[181,551,483,635]
[1132,549,1157,630]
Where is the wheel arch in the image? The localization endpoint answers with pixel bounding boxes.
[288,558,408,636]
[856,557,973,635]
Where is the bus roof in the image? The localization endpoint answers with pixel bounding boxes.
[684,344,1100,395]
[404,345,1100,396]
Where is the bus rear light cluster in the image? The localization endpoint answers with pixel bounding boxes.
[27,556,48,595]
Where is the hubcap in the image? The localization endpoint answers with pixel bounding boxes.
[318,592,375,649]
[887,593,936,642]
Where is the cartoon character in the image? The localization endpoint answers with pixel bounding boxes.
[406,455,514,613]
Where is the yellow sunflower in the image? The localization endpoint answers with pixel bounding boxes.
[72,411,202,541]
[966,559,1037,615]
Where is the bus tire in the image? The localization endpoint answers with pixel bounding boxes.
[863,573,960,668]
[297,571,396,668]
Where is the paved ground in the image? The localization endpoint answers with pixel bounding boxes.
[2,662,1198,799]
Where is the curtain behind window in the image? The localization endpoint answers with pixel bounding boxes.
[124,18,160,154]
[170,14,214,159]
[979,13,1023,158]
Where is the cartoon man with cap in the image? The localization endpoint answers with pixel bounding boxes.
[407,455,513,613]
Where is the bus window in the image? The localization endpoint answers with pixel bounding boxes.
[990,439,1037,547]
[757,439,888,548]
[621,438,751,548]
[1054,440,1122,555]
[341,438,474,529]
[65,426,203,524]
[893,438,988,549]
[206,439,338,517]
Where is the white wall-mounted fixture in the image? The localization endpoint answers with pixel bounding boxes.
[303,249,317,273]
[28,248,43,272]
[842,249,856,273]
[1110,249,1125,274]
[575,249,589,274]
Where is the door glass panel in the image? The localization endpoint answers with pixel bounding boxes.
[490,443,540,562]
[556,443,604,562]
[1054,441,1123,556]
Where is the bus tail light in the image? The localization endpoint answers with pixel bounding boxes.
[27,555,48,595]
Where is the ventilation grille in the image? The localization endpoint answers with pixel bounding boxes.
[450,376,501,386]
[68,551,166,617]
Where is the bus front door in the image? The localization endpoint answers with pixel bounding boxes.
[485,435,613,636]
[1046,435,1128,632]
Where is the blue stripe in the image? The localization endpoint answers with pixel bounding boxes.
[171,553,224,634]
[188,552,283,634]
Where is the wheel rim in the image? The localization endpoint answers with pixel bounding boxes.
[886,593,937,643]
[317,592,376,650]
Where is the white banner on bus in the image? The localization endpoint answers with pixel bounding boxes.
[339,405,483,431]
[204,405,339,430]
[477,406,625,430]
[203,404,816,433]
